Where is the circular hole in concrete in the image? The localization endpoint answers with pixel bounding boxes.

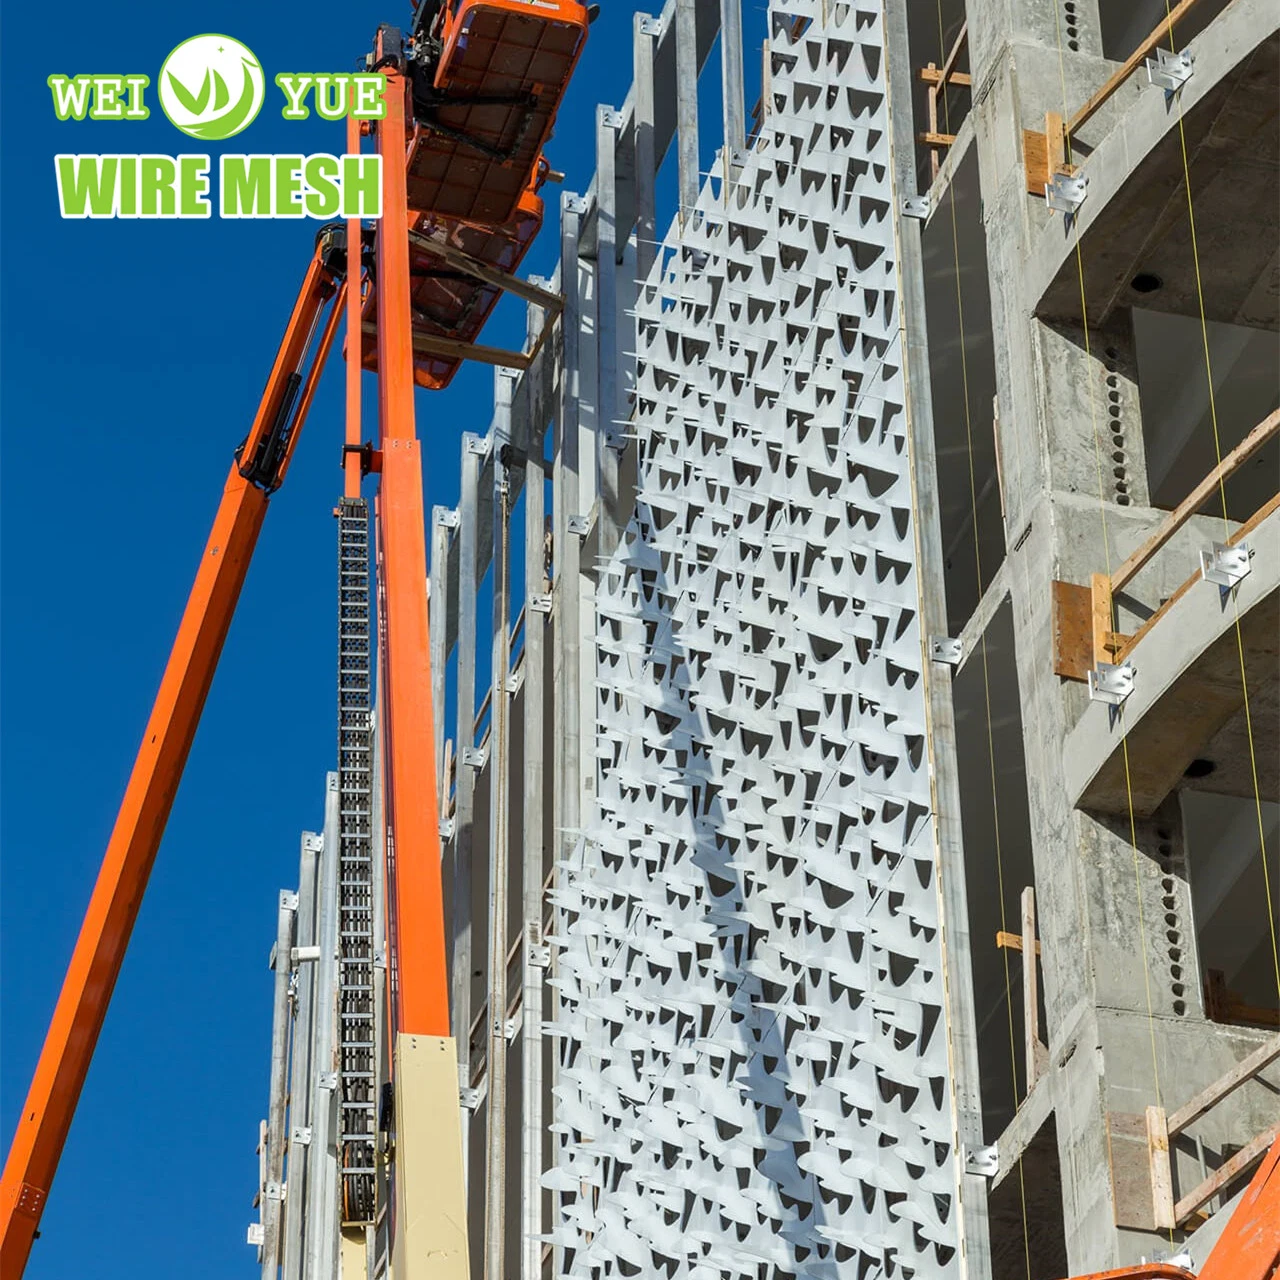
[1131,271,1163,293]
[1184,757,1216,778]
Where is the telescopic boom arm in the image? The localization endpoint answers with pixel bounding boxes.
[0,228,347,1276]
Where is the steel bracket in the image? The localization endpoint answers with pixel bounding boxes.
[291,1125,312,1146]
[528,941,552,969]
[1045,172,1087,215]
[929,636,962,665]
[637,13,663,36]
[247,1223,265,1246]
[964,1144,999,1178]
[599,107,624,130]
[318,1071,339,1091]
[1088,660,1136,706]
[563,193,589,216]
[901,194,930,220]
[280,890,299,911]
[462,744,488,768]
[291,945,320,964]
[1145,47,1194,92]
[439,815,456,839]
[507,668,525,695]
[435,507,460,529]
[530,593,553,614]
[1200,540,1251,588]
[459,1086,481,1111]
[568,515,591,537]
[505,1016,520,1042]
[464,433,490,458]
[263,1180,284,1201]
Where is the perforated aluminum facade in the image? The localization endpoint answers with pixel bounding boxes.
[548,2,964,1272]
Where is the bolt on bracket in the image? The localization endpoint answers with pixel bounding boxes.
[568,514,591,537]
[1200,541,1251,588]
[1088,660,1136,706]
[964,1144,999,1178]
[462,744,488,768]
[637,13,663,36]
[929,636,962,665]
[901,194,930,220]
[530,593,553,614]
[435,507,460,529]
[1045,172,1087,215]
[439,815,456,840]
[1146,47,1193,92]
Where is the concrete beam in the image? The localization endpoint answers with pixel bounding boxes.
[1025,2,1280,328]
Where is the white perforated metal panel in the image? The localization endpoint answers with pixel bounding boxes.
[549,0,963,1274]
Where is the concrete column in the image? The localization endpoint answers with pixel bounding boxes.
[964,3,1268,1267]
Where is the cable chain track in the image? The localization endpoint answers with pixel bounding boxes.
[336,498,377,1222]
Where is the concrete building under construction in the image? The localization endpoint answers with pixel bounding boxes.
[4,0,1277,1277]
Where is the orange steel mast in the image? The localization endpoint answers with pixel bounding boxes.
[372,36,451,1040]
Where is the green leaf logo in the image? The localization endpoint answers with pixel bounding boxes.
[158,35,265,141]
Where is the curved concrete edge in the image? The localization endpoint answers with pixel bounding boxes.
[1024,0,1279,317]
[1063,504,1280,813]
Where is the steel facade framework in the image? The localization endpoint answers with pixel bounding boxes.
[259,0,986,1273]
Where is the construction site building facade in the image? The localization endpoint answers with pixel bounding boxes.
[252,1,1280,1276]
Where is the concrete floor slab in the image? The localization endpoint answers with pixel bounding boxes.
[1065,505,1279,815]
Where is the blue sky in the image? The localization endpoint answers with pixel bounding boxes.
[0,2,675,1273]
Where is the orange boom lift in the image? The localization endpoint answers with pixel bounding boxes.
[0,12,585,1274]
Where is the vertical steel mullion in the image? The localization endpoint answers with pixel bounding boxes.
[282,834,319,1280]
[304,775,341,1280]
[675,0,700,224]
[452,435,484,1171]
[719,0,746,162]
[597,106,623,560]
[429,507,453,800]
[483,373,515,1280]
[550,195,583,1280]
[263,890,296,1280]
[634,14,659,284]
[520,413,548,1280]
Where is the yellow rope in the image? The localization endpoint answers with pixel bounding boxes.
[934,9,1032,1273]
[1159,2,1280,1010]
